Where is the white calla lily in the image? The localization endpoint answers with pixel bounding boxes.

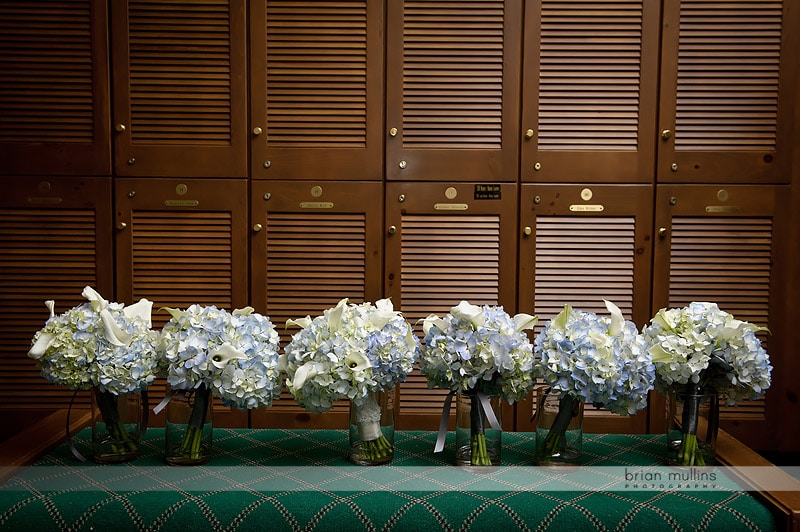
[512,312,538,332]
[232,306,255,316]
[292,361,319,390]
[344,351,371,373]
[123,298,153,328]
[552,304,573,330]
[99,308,132,347]
[369,298,398,330]
[45,300,55,318]
[422,313,447,335]
[209,344,247,369]
[286,316,312,329]
[604,300,624,336]
[326,298,348,330]
[28,332,54,359]
[451,300,485,328]
[82,285,109,312]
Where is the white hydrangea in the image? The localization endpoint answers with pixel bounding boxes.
[28,287,159,394]
[642,302,772,404]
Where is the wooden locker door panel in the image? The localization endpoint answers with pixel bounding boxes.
[521,0,661,183]
[656,0,796,183]
[250,0,384,181]
[250,181,384,428]
[516,184,654,433]
[385,0,522,182]
[384,182,519,430]
[0,177,113,411]
[111,0,247,177]
[115,178,249,426]
[651,185,789,449]
[0,0,111,176]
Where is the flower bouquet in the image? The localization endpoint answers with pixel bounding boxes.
[280,298,419,465]
[421,301,537,466]
[534,301,654,465]
[28,286,158,462]
[157,304,282,465]
[642,302,772,466]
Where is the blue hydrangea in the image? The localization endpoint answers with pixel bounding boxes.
[158,305,282,409]
[535,302,655,415]
[420,301,537,402]
[280,298,420,414]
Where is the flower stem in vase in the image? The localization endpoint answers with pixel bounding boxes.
[177,385,211,462]
[469,393,492,466]
[353,391,392,463]
[94,388,138,456]
[677,383,705,466]
[536,393,576,464]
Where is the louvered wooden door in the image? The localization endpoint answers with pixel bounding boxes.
[0,0,111,176]
[115,177,249,426]
[384,182,519,430]
[250,181,384,428]
[656,0,796,183]
[650,185,789,449]
[111,0,247,177]
[520,0,660,183]
[250,0,384,181]
[0,177,113,411]
[516,184,654,433]
[385,0,522,181]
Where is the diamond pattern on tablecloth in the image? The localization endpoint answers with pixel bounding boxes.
[0,428,776,532]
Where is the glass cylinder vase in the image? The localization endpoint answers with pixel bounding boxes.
[90,387,142,464]
[165,385,213,466]
[455,390,502,467]
[665,389,719,466]
[535,388,584,466]
[349,388,395,465]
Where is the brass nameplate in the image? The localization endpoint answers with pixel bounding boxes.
[569,204,604,212]
[434,203,469,211]
[705,205,740,213]
[27,197,63,204]
[165,199,199,207]
[300,201,334,209]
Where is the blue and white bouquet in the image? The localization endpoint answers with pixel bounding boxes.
[534,301,654,463]
[157,304,282,460]
[642,301,772,465]
[421,301,537,465]
[280,298,419,461]
[28,286,159,458]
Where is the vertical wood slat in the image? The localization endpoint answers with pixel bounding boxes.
[521,0,660,182]
[251,0,384,180]
[0,0,111,176]
[112,0,247,177]
[0,177,113,409]
[385,0,522,181]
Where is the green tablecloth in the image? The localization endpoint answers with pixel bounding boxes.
[0,429,775,531]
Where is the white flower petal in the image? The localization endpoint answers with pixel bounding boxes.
[286,317,312,329]
[292,361,318,390]
[513,312,538,332]
[604,300,624,336]
[45,300,55,318]
[451,300,485,327]
[81,286,108,312]
[209,344,247,369]
[28,332,54,359]
[123,298,153,327]
[100,308,131,347]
